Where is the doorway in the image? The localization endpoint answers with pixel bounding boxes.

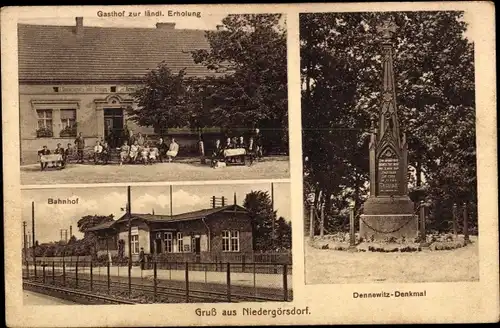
[194,236,201,262]
[103,108,124,148]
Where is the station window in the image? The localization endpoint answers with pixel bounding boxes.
[222,230,240,252]
[164,232,173,253]
[177,232,183,253]
[131,235,140,254]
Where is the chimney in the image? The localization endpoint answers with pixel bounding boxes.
[216,24,224,31]
[233,192,237,205]
[70,225,72,238]
[75,17,83,36]
[156,22,176,30]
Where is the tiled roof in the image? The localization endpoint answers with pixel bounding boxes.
[134,205,248,223]
[18,23,215,83]
[87,204,248,232]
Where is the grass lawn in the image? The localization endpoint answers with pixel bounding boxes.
[21,156,289,185]
[305,236,479,284]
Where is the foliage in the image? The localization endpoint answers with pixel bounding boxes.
[36,127,53,138]
[301,11,476,233]
[77,214,114,235]
[131,14,288,153]
[59,123,77,137]
[243,190,292,252]
[191,14,288,151]
[127,65,191,136]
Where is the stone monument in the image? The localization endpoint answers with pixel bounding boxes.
[360,19,417,241]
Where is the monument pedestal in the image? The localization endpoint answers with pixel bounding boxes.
[360,196,417,240]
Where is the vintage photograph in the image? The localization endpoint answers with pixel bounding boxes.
[18,14,289,185]
[21,182,292,304]
[301,11,479,284]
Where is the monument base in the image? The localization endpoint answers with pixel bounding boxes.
[360,196,417,241]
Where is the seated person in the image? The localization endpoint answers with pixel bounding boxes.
[93,141,103,164]
[224,137,234,150]
[101,141,110,165]
[236,136,246,149]
[140,143,150,164]
[64,143,74,164]
[129,141,139,163]
[37,145,51,170]
[157,137,168,163]
[148,147,159,164]
[119,140,130,165]
[54,143,65,167]
[166,138,179,162]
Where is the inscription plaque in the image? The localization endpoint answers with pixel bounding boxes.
[377,148,400,195]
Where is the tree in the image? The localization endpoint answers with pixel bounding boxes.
[77,214,114,235]
[243,190,291,252]
[301,12,476,233]
[127,64,191,137]
[192,14,288,152]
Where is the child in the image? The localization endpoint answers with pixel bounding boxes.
[129,141,139,163]
[120,140,130,165]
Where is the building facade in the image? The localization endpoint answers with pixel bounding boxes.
[18,18,215,164]
[88,204,253,262]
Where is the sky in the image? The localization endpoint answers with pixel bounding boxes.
[21,182,290,243]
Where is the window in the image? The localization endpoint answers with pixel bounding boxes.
[131,235,139,254]
[231,230,240,252]
[177,232,183,253]
[36,109,53,137]
[60,109,77,137]
[222,230,240,252]
[165,232,173,253]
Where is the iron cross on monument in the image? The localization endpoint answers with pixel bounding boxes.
[376,19,397,40]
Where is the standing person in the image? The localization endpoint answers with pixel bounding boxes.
[37,145,51,170]
[211,139,223,167]
[137,132,145,147]
[139,247,145,270]
[166,138,179,162]
[128,130,136,147]
[74,132,85,163]
[156,137,168,163]
[253,128,263,160]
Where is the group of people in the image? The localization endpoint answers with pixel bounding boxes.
[210,133,262,167]
[37,143,73,170]
[118,136,179,165]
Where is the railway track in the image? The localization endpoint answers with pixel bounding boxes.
[26,275,287,303]
[23,280,136,305]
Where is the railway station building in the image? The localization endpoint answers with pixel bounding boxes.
[88,203,253,263]
[18,17,215,164]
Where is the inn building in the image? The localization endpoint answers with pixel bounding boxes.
[87,203,253,262]
[18,17,216,164]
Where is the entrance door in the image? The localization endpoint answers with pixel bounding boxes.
[103,108,124,148]
[194,236,201,262]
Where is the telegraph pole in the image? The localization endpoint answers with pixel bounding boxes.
[32,202,36,278]
[170,185,173,219]
[23,221,27,264]
[127,186,132,297]
[271,182,275,250]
